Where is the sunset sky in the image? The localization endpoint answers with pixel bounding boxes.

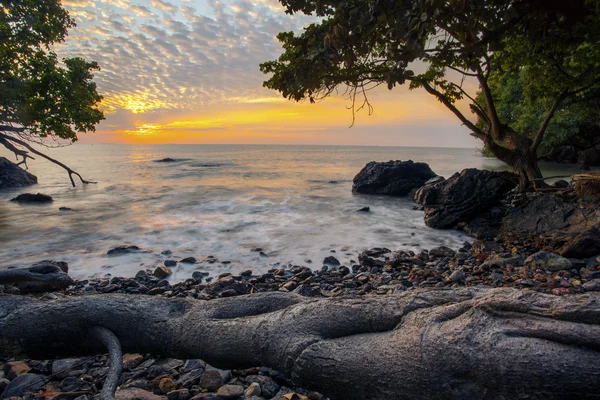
[58,0,481,147]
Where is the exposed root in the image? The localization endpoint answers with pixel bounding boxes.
[90,326,122,400]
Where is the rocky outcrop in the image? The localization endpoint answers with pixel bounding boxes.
[414,169,518,229]
[352,160,436,196]
[0,157,37,189]
[10,193,52,203]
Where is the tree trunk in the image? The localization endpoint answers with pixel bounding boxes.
[1,288,600,400]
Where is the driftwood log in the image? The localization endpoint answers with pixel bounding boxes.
[0,261,73,292]
[1,288,600,399]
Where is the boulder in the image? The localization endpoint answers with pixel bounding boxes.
[1,373,45,398]
[414,169,518,229]
[524,251,572,271]
[578,145,600,166]
[0,157,37,189]
[352,160,436,196]
[10,192,52,203]
[559,225,600,259]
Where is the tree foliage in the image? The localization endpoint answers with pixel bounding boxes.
[0,0,104,185]
[261,0,600,188]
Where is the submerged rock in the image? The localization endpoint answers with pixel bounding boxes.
[414,169,518,229]
[107,245,141,255]
[352,160,436,196]
[0,157,37,189]
[155,158,178,163]
[10,192,52,203]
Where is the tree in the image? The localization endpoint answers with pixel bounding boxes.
[260,0,600,189]
[0,0,104,187]
[477,71,600,156]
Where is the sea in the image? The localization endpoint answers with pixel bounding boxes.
[0,144,583,281]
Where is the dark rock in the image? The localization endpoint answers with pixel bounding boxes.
[578,146,600,166]
[164,260,178,267]
[107,245,141,255]
[540,145,578,164]
[323,256,340,266]
[180,257,197,264]
[191,271,205,281]
[525,251,572,271]
[4,361,30,380]
[414,169,518,229]
[259,251,269,258]
[357,207,370,212]
[216,384,244,399]
[1,373,45,398]
[560,225,600,258]
[59,206,74,211]
[246,375,280,398]
[155,158,178,163]
[153,266,173,279]
[358,248,391,267]
[0,157,37,189]
[116,388,166,400]
[199,370,225,392]
[352,160,436,196]
[428,246,456,258]
[553,180,570,189]
[10,192,52,203]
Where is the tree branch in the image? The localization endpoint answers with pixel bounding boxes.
[415,78,487,140]
[530,92,567,155]
[0,133,95,187]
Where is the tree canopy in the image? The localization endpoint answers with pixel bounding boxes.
[261,0,600,188]
[0,0,104,186]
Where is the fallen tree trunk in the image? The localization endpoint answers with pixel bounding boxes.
[0,261,73,292]
[1,288,600,399]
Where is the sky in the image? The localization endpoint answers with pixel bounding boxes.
[57,0,482,147]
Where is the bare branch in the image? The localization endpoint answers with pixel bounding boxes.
[530,92,567,155]
[0,133,95,187]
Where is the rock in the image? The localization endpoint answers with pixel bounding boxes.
[116,388,167,399]
[575,172,600,199]
[282,281,297,291]
[540,145,578,164]
[449,270,466,283]
[155,158,178,163]
[480,255,523,269]
[180,257,197,264]
[181,359,206,374]
[323,256,340,266]
[10,192,52,203]
[352,160,436,196]
[414,169,518,228]
[216,384,244,399]
[199,369,225,392]
[52,358,87,378]
[164,260,177,267]
[154,266,173,279]
[1,373,45,397]
[159,377,177,394]
[0,157,38,188]
[356,207,370,212]
[525,251,572,271]
[245,382,261,397]
[123,353,145,370]
[553,180,570,188]
[428,246,456,258]
[136,270,148,278]
[0,378,9,394]
[578,146,600,166]
[167,389,190,400]
[246,375,280,398]
[59,206,74,211]
[560,225,600,259]
[470,240,505,257]
[4,361,31,380]
[358,248,391,267]
[583,279,600,291]
[107,245,141,255]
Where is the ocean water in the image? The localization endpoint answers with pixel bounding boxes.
[0,144,582,280]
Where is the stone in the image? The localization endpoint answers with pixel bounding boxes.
[244,382,261,397]
[480,255,523,269]
[116,388,167,400]
[107,245,141,255]
[159,377,177,394]
[246,375,280,398]
[4,361,31,380]
[155,158,178,163]
[167,389,190,400]
[123,353,145,370]
[414,169,518,229]
[323,256,340,266]
[1,373,45,398]
[164,260,178,267]
[560,225,600,259]
[358,248,391,267]
[0,157,37,188]
[449,270,466,283]
[180,257,197,264]
[583,279,600,291]
[428,246,456,258]
[154,266,173,279]
[357,207,370,212]
[352,160,436,196]
[199,369,224,392]
[0,378,8,394]
[10,192,52,203]
[216,384,244,399]
[525,251,572,272]
[52,358,87,378]
[181,359,206,374]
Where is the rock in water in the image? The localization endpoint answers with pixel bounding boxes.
[107,245,141,255]
[352,160,436,196]
[414,169,518,229]
[10,192,52,203]
[0,157,38,189]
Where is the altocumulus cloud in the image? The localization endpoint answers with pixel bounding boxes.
[58,0,315,116]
